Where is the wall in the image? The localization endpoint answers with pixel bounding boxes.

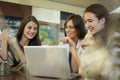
[1,0,85,15]
[32,7,60,44]
[32,7,60,23]
[0,0,84,43]
[0,1,32,17]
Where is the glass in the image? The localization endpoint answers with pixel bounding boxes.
[0,60,8,75]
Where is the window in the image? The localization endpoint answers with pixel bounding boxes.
[39,21,60,45]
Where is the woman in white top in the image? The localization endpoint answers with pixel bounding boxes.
[59,14,87,73]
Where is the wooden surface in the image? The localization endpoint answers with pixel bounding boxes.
[0,72,59,80]
[0,69,81,80]
[0,76,59,80]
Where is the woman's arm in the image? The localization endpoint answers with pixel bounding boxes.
[66,36,80,66]
[0,29,9,60]
[69,45,80,66]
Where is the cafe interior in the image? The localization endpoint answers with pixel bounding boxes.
[0,0,120,80]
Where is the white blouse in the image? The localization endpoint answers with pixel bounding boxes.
[59,39,82,57]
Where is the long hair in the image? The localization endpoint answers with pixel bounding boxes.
[16,15,41,45]
[84,4,110,46]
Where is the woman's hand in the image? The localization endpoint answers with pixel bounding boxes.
[61,36,76,48]
[1,29,9,60]
[1,29,9,43]
[61,36,69,43]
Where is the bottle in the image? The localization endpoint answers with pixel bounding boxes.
[0,60,8,75]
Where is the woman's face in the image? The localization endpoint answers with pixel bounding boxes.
[65,20,78,40]
[23,21,38,40]
[83,12,105,35]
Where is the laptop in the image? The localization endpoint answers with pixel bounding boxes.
[24,46,72,79]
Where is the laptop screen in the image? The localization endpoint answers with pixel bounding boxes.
[24,46,71,79]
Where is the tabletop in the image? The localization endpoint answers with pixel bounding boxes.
[0,71,60,80]
[0,65,80,80]
[0,70,81,80]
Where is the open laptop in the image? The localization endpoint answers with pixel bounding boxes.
[24,46,72,79]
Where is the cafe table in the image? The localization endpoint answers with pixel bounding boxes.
[0,70,81,80]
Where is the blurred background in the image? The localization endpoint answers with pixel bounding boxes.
[0,0,119,45]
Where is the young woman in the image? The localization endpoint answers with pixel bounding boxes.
[1,15,41,72]
[16,15,41,52]
[59,14,87,73]
[66,4,110,79]
[82,3,110,47]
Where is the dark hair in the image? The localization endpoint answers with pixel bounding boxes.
[84,4,109,26]
[16,15,41,45]
[64,14,87,40]
[84,4,110,46]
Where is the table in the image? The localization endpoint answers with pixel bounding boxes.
[0,73,81,80]
[0,72,61,80]
[0,74,81,80]
[0,75,60,80]
[0,68,81,80]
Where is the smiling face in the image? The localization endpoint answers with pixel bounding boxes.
[64,20,78,40]
[84,12,105,35]
[23,21,38,40]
